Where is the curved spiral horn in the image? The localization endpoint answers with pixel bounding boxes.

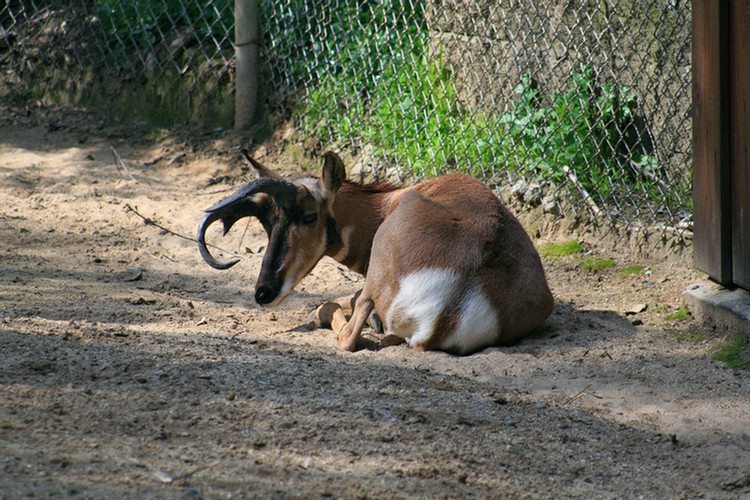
[196,177,298,270]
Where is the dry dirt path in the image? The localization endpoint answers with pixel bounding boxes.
[1,103,749,499]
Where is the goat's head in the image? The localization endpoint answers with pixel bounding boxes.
[197,151,346,308]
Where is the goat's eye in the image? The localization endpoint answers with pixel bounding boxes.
[301,212,318,225]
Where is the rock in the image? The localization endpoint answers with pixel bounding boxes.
[623,303,647,315]
[511,180,527,201]
[542,194,560,215]
[525,182,542,206]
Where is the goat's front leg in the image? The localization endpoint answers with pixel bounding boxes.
[315,290,361,332]
[316,290,378,350]
[334,291,360,314]
[315,293,374,351]
[337,294,375,351]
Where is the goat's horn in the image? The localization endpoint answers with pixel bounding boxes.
[196,177,298,270]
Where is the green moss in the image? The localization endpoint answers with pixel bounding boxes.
[651,304,670,314]
[674,329,708,343]
[540,240,584,259]
[666,306,692,322]
[580,258,616,270]
[619,265,645,277]
[713,336,750,370]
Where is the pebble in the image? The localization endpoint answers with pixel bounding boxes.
[624,303,647,315]
[542,194,559,215]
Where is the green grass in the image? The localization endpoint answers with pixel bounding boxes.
[673,324,749,371]
[666,306,692,322]
[619,265,646,277]
[713,336,750,370]
[540,240,584,259]
[580,258,616,270]
[495,68,660,200]
[304,54,489,177]
[301,57,682,207]
[674,329,708,344]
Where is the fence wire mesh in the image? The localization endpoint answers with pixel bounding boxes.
[1,0,693,246]
[1,0,235,124]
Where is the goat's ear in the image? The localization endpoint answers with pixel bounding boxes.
[320,151,346,197]
[242,149,283,180]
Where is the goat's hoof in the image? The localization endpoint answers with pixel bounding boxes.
[381,334,405,347]
[338,335,358,352]
[315,302,341,328]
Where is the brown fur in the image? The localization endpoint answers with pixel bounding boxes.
[324,181,398,274]
[248,153,553,354]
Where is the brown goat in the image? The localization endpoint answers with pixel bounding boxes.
[197,151,553,354]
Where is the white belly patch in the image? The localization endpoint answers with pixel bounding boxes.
[448,284,499,353]
[384,268,499,352]
[385,269,460,344]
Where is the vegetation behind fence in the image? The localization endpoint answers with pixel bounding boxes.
[0,0,693,248]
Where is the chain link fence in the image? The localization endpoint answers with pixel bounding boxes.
[1,0,235,124]
[1,0,693,249]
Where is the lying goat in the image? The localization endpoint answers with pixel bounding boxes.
[197,151,553,354]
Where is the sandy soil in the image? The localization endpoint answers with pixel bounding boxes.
[1,102,749,500]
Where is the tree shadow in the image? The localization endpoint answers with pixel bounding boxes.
[0,326,736,499]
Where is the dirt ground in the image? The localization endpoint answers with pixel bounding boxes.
[1,101,749,500]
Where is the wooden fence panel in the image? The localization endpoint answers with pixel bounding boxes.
[693,0,732,286]
[730,2,750,289]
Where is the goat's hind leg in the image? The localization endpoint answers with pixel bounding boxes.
[315,302,347,332]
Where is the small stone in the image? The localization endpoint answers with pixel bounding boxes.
[123,269,143,282]
[153,469,176,484]
[525,183,542,206]
[542,194,559,215]
[624,303,647,315]
[180,488,200,498]
[493,396,509,405]
[511,180,527,201]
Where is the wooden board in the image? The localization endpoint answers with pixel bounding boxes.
[693,0,732,285]
[730,2,750,289]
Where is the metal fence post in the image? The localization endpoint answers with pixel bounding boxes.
[235,0,259,130]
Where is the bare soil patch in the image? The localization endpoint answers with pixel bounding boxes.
[1,102,749,499]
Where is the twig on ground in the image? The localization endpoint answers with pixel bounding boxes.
[563,383,593,406]
[172,460,221,482]
[123,203,249,263]
[110,146,139,184]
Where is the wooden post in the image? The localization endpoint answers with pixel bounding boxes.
[692,0,732,285]
[730,2,750,289]
[234,0,259,130]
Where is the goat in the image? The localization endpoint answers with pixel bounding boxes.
[197,151,554,354]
